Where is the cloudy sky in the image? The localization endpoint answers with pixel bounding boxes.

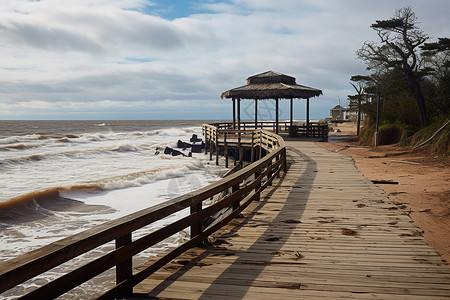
[1,0,449,120]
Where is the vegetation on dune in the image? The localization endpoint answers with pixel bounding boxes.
[402,119,450,154]
[349,7,449,153]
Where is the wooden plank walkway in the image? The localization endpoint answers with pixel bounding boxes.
[134,141,450,299]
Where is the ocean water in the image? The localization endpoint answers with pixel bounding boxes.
[0,120,226,298]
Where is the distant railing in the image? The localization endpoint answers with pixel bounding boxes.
[289,123,329,138]
[209,121,328,138]
[0,126,287,299]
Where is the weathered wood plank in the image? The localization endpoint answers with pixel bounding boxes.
[134,140,450,299]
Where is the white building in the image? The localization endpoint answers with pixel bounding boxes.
[330,105,364,122]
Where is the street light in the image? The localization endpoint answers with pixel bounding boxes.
[374,90,381,147]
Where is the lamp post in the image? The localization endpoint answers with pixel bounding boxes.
[374,91,381,147]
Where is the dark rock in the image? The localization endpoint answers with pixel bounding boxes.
[191,144,203,153]
[164,147,173,155]
[177,140,192,149]
[164,147,186,157]
[190,134,202,143]
[171,149,185,157]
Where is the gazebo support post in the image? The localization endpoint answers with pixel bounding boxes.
[275,98,279,134]
[237,98,242,165]
[254,99,258,129]
[232,98,236,129]
[306,97,310,137]
[290,98,293,137]
[237,98,241,131]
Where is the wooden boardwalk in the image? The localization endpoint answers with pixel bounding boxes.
[134,141,450,299]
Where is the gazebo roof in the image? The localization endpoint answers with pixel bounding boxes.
[220,71,323,100]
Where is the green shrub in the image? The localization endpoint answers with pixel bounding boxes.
[377,124,407,145]
[359,123,406,146]
[359,118,449,153]
[359,123,375,146]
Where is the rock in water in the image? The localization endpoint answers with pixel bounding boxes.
[191,144,203,153]
[190,134,202,143]
[164,147,173,155]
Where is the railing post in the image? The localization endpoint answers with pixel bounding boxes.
[232,183,240,210]
[116,233,133,296]
[283,147,287,174]
[203,127,207,154]
[215,131,219,166]
[250,132,255,163]
[190,201,202,238]
[224,132,228,168]
[267,159,273,186]
[259,131,263,159]
[206,127,211,155]
[238,131,242,166]
[255,169,261,201]
[209,133,213,161]
[276,153,281,178]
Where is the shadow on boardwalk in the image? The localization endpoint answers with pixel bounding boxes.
[146,148,316,298]
[197,148,316,299]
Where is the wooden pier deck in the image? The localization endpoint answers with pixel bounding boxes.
[134,141,450,299]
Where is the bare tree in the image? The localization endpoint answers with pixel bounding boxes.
[357,7,430,127]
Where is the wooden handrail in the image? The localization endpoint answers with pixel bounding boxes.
[203,124,283,150]
[206,121,328,138]
[0,127,287,299]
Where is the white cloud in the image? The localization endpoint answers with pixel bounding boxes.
[0,0,449,120]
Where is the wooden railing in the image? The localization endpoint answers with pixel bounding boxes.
[0,127,286,299]
[289,123,329,138]
[211,121,292,132]
[209,121,328,138]
[203,123,284,167]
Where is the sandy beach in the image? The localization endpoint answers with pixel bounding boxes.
[318,122,450,264]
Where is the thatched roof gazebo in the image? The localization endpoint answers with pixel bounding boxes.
[221,71,322,135]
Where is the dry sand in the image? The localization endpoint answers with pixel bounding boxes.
[318,122,450,264]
